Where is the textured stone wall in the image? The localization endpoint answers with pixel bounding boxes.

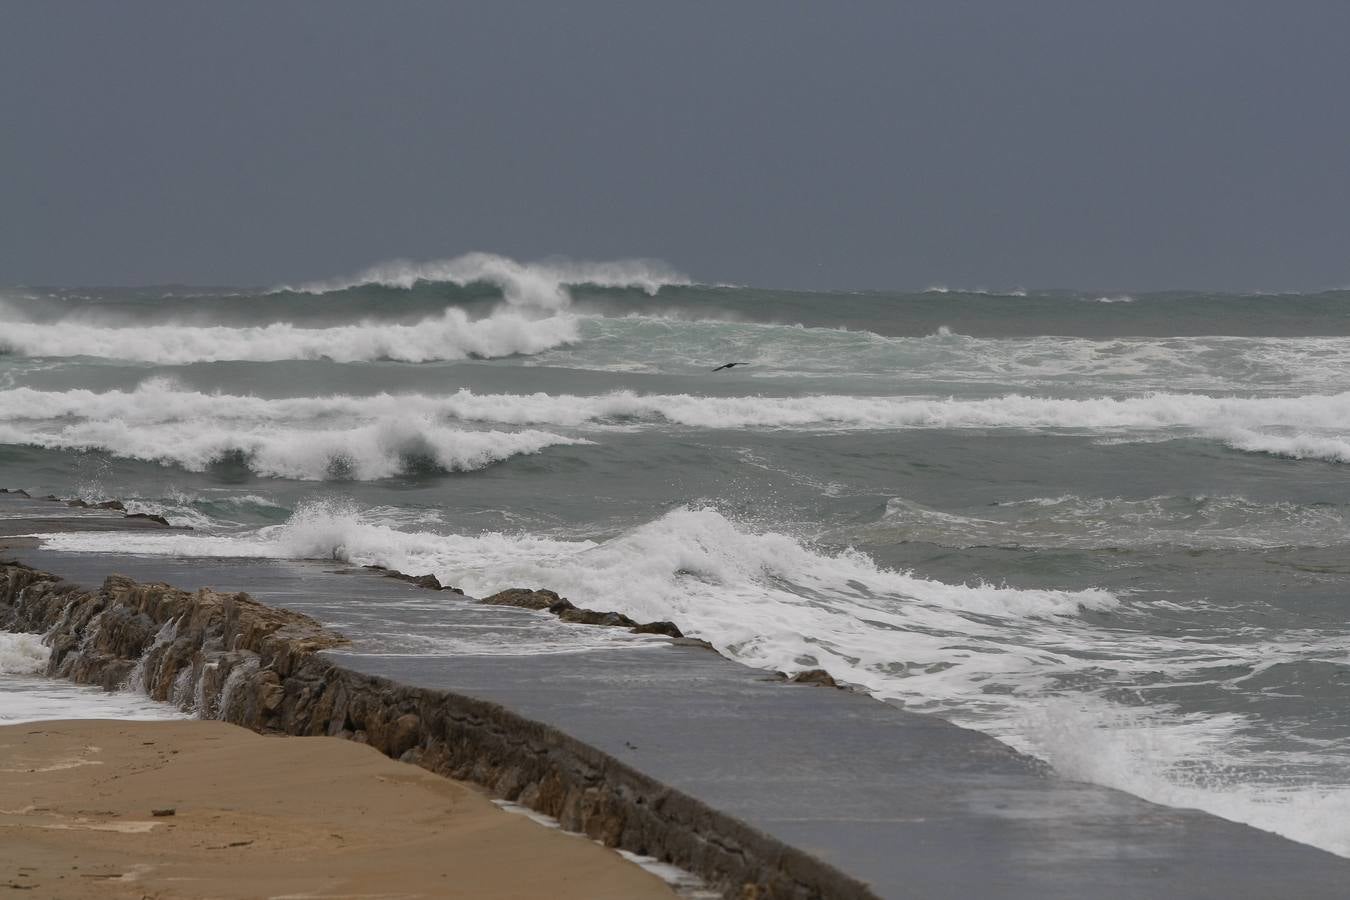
[0,562,877,900]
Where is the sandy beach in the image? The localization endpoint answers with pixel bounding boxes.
[0,719,676,899]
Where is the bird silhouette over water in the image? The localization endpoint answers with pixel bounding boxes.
[711,362,749,372]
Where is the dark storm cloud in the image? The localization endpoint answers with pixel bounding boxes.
[2,1,1347,291]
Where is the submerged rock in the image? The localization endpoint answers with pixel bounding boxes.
[125,512,172,527]
[631,621,684,639]
[557,607,638,628]
[788,668,840,688]
[479,588,563,610]
[395,572,443,590]
[361,565,463,593]
[63,498,123,510]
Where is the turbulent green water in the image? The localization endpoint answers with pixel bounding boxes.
[3,253,1350,855]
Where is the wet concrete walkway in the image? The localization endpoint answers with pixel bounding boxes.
[5,497,1350,899]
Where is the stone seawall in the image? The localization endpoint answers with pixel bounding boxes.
[0,562,876,900]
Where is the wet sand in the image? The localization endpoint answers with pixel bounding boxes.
[0,719,676,899]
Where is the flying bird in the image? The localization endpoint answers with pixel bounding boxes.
[711,362,749,372]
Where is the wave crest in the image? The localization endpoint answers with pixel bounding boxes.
[281,252,689,308]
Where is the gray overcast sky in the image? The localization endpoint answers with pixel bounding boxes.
[2,1,1347,291]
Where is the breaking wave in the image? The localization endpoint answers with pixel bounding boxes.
[6,382,1350,465]
[0,307,580,364]
[2,419,583,481]
[38,500,1120,648]
[0,252,689,363]
[0,382,587,480]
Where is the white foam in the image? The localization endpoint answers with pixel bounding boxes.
[7,381,1350,472]
[1022,697,1350,858]
[0,416,584,481]
[13,382,1350,431]
[0,632,185,723]
[0,632,49,675]
[0,673,187,724]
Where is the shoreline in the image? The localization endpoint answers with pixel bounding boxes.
[0,718,679,899]
[0,559,876,900]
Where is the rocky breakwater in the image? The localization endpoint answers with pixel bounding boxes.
[0,561,875,900]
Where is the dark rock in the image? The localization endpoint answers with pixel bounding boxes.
[388,572,442,590]
[479,588,562,611]
[0,489,30,497]
[547,598,576,614]
[151,808,176,817]
[557,607,638,628]
[95,500,126,511]
[789,668,839,688]
[387,713,421,757]
[125,512,171,527]
[671,637,717,652]
[631,621,684,639]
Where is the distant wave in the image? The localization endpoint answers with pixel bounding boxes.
[1222,428,1350,465]
[0,252,689,363]
[0,382,586,479]
[0,307,579,363]
[536,319,1350,392]
[0,418,584,481]
[280,251,690,307]
[846,494,1350,551]
[16,381,1350,430]
[11,306,1350,386]
[923,285,1029,297]
[5,382,1350,466]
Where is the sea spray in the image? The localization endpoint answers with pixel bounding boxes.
[0,632,49,675]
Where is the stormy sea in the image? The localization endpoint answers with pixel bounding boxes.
[3,253,1350,856]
